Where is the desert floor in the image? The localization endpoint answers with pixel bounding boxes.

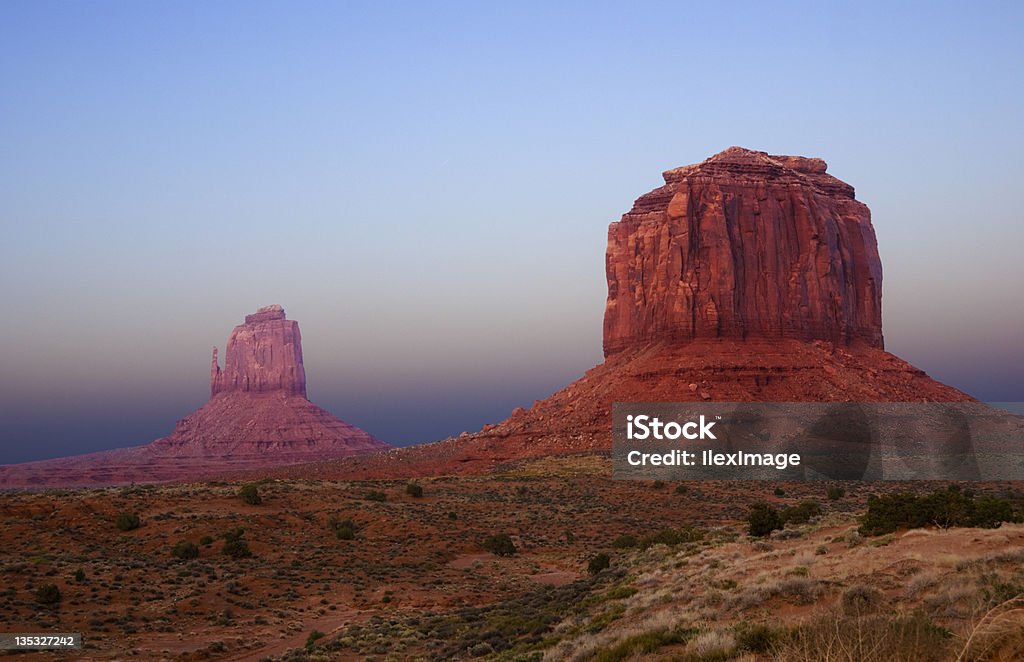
[3,454,1024,661]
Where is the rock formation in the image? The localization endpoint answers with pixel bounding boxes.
[211,304,307,397]
[0,305,388,487]
[258,148,979,480]
[604,147,883,355]
[0,150,990,485]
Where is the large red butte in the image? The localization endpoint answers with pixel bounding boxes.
[604,147,884,356]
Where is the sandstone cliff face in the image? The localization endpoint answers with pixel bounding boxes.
[211,304,307,397]
[603,147,883,356]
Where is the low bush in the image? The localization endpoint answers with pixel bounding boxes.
[115,512,140,531]
[364,490,387,502]
[482,534,516,557]
[171,540,199,560]
[747,502,783,537]
[34,584,61,605]
[238,483,262,505]
[588,553,611,575]
[612,534,638,549]
[305,630,325,649]
[221,528,252,559]
[827,486,845,501]
[328,517,356,540]
[638,525,704,550]
[781,500,822,525]
[860,486,1020,536]
[406,483,423,498]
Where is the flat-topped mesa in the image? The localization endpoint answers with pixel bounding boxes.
[210,305,307,397]
[603,147,883,357]
[244,303,287,324]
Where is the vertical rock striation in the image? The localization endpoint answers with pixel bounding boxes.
[210,304,307,397]
[603,147,883,356]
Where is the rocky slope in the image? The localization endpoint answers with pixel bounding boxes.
[0,306,387,487]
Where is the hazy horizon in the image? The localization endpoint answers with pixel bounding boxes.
[2,2,1022,464]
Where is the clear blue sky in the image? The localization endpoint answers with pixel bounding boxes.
[1,1,1022,462]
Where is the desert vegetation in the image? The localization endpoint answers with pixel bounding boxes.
[114,512,140,531]
[860,485,1020,536]
[4,458,1024,660]
[482,533,517,557]
[171,540,200,560]
[238,483,262,505]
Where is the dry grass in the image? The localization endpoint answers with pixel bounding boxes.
[685,628,736,658]
[956,596,1024,662]
[772,610,952,661]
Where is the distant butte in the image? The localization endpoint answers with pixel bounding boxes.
[0,305,388,487]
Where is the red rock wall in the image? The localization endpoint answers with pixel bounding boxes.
[603,147,883,356]
[211,304,307,397]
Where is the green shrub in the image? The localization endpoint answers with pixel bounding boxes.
[221,528,252,559]
[675,484,689,495]
[781,500,822,525]
[73,568,86,582]
[200,535,214,546]
[171,540,199,560]
[588,553,611,575]
[329,517,356,540]
[774,486,786,497]
[612,534,638,549]
[406,483,423,498]
[652,480,665,489]
[605,585,638,600]
[34,584,61,605]
[305,630,325,649]
[238,483,262,505]
[482,533,516,557]
[364,490,387,502]
[747,502,783,537]
[972,495,1017,528]
[638,525,704,550]
[115,512,140,531]
[860,486,1020,536]
[827,486,845,501]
